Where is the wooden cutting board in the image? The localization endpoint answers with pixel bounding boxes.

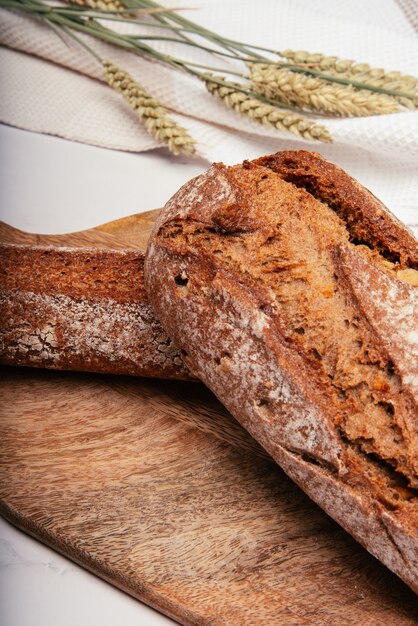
[0,216,417,625]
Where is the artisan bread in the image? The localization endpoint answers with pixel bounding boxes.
[0,244,191,379]
[144,150,418,591]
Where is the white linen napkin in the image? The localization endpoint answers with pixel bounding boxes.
[1,0,417,226]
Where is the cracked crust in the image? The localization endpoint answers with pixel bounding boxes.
[144,151,418,592]
[0,244,191,379]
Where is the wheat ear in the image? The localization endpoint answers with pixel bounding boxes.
[249,64,401,117]
[203,73,332,143]
[280,50,417,108]
[103,61,196,156]
[63,0,126,10]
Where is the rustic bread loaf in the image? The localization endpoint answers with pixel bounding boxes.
[144,150,418,592]
[0,244,191,379]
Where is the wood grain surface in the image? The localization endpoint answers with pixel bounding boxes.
[0,217,417,625]
[0,210,159,250]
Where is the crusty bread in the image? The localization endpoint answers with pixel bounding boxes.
[144,150,418,592]
[0,244,191,379]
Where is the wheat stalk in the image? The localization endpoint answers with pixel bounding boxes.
[103,61,196,155]
[61,0,182,13]
[203,73,332,142]
[249,64,401,117]
[3,0,418,151]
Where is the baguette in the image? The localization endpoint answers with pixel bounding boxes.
[0,244,191,379]
[144,150,418,591]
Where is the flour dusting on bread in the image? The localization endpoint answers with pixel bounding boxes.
[145,150,418,592]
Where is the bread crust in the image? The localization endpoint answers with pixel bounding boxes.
[144,151,418,592]
[254,150,418,267]
[0,244,191,379]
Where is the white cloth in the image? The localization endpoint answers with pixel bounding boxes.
[0,0,417,225]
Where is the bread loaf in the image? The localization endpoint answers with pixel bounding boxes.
[0,244,191,379]
[144,150,418,591]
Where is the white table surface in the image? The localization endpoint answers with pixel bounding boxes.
[0,124,208,626]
